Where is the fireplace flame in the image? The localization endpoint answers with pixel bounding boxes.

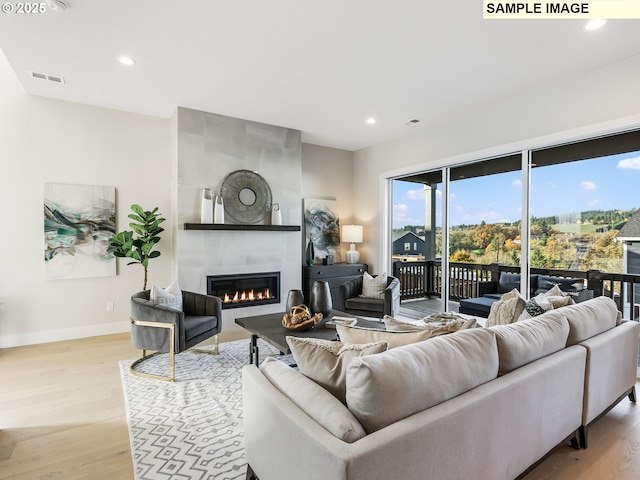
[223,288,272,304]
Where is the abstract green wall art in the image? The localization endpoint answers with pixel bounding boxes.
[44,183,116,279]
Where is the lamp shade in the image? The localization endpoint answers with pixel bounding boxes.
[342,225,363,244]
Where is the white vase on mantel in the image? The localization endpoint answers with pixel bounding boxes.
[214,195,225,224]
[271,203,282,225]
[200,188,213,223]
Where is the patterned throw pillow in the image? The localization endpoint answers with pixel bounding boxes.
[360,271,387,299]
[150,281,183,311]
[517,293,553,321]
[486,289,526,327]
[516,285,575,321]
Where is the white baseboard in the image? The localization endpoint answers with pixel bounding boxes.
[0,321,130,348]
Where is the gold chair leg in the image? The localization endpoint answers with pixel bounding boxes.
[189,334,220,355]
[129,319,176,382]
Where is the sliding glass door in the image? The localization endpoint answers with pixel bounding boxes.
[391,172,442,311]
[389,128,640,318]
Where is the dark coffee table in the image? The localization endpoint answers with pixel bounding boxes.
[235,310,383,365]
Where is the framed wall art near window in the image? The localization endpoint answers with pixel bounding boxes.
[303,198,340,263]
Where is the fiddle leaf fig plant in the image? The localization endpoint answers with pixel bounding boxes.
[109,204,165,290]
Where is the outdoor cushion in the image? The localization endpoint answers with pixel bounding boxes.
[536,275,583,294]
[459,296,497,317]
[497,272,540,295]
[484,293,504,300]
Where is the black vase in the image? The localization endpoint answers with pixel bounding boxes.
[285,289,305,312]
[309,280,332,318]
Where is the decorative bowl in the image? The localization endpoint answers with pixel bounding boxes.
[282,305,323,331]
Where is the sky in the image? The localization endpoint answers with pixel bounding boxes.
[393,151,640,229]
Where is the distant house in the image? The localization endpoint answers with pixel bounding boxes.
[616,209,640,275]
[392,231,426,258]
[615,209,640,305]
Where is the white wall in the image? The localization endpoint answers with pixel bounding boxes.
[0,52,173,348]
[0,49,355,347]
[301,143,355,263]
[354,54,640,274]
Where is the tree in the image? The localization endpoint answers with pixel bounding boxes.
[450,250,474,263]
[470,222,502,250]
[530,248,547,268]
[109,204,165,290]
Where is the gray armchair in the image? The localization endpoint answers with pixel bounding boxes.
[339,275,400,318]
[130,290,223,381]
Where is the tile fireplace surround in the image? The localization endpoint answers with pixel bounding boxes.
[175,107,302,331]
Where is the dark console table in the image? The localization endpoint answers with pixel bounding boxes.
[303,263,368,307]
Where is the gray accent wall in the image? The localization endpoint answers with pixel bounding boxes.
[175,107,302,329]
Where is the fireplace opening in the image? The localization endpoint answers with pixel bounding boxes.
[207,272,280,309]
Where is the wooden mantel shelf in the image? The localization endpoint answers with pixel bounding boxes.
[184,223,301,232]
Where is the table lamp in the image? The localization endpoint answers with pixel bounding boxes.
[342,225,363,264]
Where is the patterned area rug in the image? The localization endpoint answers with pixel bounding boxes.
[119,338,290,480]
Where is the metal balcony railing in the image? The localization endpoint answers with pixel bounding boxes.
[392,260,640,319]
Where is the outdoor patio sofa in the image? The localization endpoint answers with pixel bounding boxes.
[458,272,589,318]
[242,296,638,480]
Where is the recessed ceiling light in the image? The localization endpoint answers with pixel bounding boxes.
[118,56,136,66]
[46,0,69,12]
[366,118,376,125]
[585,19,606,30]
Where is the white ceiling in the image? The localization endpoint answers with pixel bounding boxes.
[1,1,639,151]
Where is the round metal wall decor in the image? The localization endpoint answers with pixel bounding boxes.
[220,170,273,224]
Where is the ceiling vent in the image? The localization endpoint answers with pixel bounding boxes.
[401,118,422,126]
[29,71,65,84]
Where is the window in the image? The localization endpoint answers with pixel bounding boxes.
[404,243,410,251]
[389,128,640,317]
[449,155,522,266]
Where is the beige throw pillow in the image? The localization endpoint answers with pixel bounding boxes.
[561,295,618,345]
[517,285,575,321]
[420,313,478,336]
[150,281,183,311]
[544,284,575,308]
[384,313,477,336]
[383,315,428,332]
[336,323,432,349]
[360,271,387,299]
[286,336,387,404]
[486,289,526,327]
[259,357,366,443]
[490,312,569,375]
[346,328,499,433]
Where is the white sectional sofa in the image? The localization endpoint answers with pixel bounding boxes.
[242,296,639,480]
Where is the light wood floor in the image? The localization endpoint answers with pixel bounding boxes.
[1,332,639,480]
